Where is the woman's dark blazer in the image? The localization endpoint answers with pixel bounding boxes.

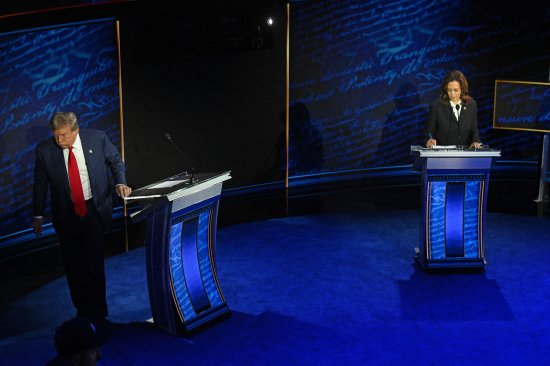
[426,98,480,146]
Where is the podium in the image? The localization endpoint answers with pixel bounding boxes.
[411,147,501,269]
[128,171,231,334]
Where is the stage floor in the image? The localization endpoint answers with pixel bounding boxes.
[1,179,549,365]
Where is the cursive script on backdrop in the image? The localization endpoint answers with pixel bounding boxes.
[288,0,550,176]
[0,21,121,241]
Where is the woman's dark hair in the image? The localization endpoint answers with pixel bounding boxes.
[439,70,473,103]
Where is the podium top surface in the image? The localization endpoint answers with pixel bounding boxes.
[410,145,501,158]
[126,171,231,201]
[127,171,232,221]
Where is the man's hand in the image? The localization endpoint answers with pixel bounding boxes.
[470,142,483,148]
[33,217,43,235]
[116,184,132,198]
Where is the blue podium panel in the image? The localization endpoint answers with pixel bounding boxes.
[426,178,484,263]
[130,172,231,334]
[169,202,226,327]
[412,147,500,269]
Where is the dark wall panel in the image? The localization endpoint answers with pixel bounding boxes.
[119,2,287,189]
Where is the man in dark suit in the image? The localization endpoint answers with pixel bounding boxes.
[33,112,131,323]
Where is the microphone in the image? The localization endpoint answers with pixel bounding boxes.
[164,133,195,183]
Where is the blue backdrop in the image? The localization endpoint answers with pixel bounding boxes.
[0,20,121,242]
[288,0,550,178]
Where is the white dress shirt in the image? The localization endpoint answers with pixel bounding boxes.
[450,100,462,120]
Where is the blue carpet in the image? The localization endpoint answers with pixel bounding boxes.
[1,210,549,365]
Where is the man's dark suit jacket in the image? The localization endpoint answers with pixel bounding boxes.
[426,99,480,146]
[33,129,127,234]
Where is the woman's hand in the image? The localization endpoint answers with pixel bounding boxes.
[426,139,437,148]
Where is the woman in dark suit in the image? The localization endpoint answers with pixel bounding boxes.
[425,70,482,148]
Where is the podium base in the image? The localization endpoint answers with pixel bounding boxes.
[153,304,232,336]
[180,304,232,335]
[414,248,486,271]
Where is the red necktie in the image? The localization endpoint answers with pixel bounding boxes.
[68,146,87,217]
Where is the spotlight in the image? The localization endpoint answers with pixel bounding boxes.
[267,17,274,26]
